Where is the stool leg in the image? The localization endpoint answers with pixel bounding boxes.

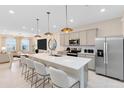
[24,66,27,79]
[35,74,38,88]
[21,64,25,75]
[52,84,53,88]
[43,76,45,88]
[31,69,35,87]
[26,69,30,81]
[79,81,80,88]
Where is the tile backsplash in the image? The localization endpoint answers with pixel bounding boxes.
[62,45,95,53]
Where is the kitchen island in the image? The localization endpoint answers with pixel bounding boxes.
[29,53,91,88]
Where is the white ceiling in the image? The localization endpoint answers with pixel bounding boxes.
[0,5,124,36]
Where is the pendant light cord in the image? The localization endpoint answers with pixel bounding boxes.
[47,12,50,33]
[66,5,68,27]
[36,18,39,34]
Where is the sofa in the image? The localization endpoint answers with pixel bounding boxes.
[0,53,10,63]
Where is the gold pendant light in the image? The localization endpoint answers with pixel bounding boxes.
[44,12,53,36]
[34,18,41,38]
[61,5,73,33]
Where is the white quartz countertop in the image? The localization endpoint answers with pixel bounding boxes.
[29,53,92,70]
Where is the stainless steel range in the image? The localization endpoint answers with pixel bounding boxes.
[66,48,81,57]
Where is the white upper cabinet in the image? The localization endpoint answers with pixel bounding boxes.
[60,34,65,46]
[73,32,79,39]
[64,34,69,46]
[86,30,97,45]
[60,29,97,46]
[79,31,87,45]
[69,32,79,40]
[69,32,74,40]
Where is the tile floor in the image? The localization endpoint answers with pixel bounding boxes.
[0,60,124,88]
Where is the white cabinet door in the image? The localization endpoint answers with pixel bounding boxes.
[64,34,69,46]
[60,34,65,46]
[78,54,95,70]
[69,32,79,40]
[74,32,79,39]
[86,30,97,45]
[79,31,87,45]
[85,55,95,70]
[68,33,71,40]
[69,32,74,40]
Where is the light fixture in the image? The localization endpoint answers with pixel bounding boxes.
[34,18,41,38]
[44,12,53,36]
[100,8,106,13]
[53,25,57,28]
[31,28,34,31]
[70,19,74,23]
[9,10,15,14]
[61,5,73,33]
[22,26,26,29]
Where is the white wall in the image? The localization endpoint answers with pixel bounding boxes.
[75,17,123,37]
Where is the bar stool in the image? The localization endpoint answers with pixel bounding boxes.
[8,53,13,69]
[25,58,36,87]
[20,56,27,76]
[9,52,21,69]
[33,61,50,88]
[49,67,80,88]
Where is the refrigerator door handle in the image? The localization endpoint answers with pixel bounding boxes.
[104,42,106,64]
[106,42,108,64]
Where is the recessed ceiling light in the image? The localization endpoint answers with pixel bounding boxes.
[38,29,40,32]
[9,10,15,14]
[3,29,7,32]
[53,25,57,28]
[31,28,34,31]
[22,26,26,29]
[100,8,106,13]
[70,19,74,23]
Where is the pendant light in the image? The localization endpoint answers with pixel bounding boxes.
[61,5,73,33]
[34,18,41,38]
[44,12,53,36]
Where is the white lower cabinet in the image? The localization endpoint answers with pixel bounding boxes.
[78,54,95,71]
[86,55,95,71]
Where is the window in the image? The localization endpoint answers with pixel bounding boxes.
[21,38,29,51]
[5,38,16,52]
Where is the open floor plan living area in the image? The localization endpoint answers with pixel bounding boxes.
[1,5,124,88]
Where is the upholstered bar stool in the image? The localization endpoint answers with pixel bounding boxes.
[20,56,27,76]
[49,67,80,88]
[8,53,13,69]
[25,58,36,87]
[33,61,50,88]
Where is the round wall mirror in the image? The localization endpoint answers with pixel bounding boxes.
[48,38,57,50]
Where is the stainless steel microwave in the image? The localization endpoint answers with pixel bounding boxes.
[69,39,80,46]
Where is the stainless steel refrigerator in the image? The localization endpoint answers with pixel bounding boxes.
[95,37,124,80]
